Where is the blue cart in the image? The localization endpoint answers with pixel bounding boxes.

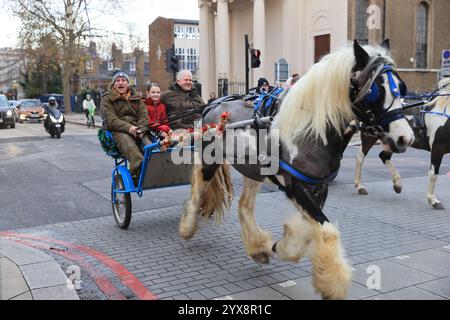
[100,130,194,229]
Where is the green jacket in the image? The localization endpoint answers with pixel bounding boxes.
[160,83,205,129]
[101,86,149,134]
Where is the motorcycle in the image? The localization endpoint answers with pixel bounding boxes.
[44,105,65,138]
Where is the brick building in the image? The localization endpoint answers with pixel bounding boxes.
[348,0,450,92]
[149,17,200,92]
[80,42,150,93]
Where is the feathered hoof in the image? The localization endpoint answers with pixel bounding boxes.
[251,252,270,265]
[433,203,445,210]
[358,188,368,195]
[179,226,195,240]
[393,185,402,194]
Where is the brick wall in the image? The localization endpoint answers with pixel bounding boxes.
[149,17,175,92]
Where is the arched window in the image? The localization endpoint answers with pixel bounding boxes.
[275,58,290,82]
[355,0,369,45]
[416,2,429,68]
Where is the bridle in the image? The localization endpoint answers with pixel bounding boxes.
[350,65,407,138]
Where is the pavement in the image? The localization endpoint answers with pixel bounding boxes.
[1,173,449,300]
[63,112,104,127]
[0,239,79,300]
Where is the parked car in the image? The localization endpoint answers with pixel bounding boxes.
[0,94,16,128]
[16,99,46,123]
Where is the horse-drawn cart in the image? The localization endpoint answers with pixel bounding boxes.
[99,130,194,229]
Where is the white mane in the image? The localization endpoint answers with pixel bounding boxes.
[273,44,393,146]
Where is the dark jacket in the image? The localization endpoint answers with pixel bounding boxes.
[160,83,205,130]
[101,85,149,134]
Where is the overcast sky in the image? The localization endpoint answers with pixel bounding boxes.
[0,0,199,50]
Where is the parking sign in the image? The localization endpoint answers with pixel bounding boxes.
[443,50,450,77]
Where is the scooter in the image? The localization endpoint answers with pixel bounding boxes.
[44,105,65,138]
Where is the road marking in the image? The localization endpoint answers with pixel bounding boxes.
[447,172,450,179]
[396,255,410,260]
[0,232,157,300]
[10,238,126,300]
[279,280,297,288]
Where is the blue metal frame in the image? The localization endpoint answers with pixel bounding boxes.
[111,140,195,204]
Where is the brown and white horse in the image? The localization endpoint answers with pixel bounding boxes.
[179,41,414,299]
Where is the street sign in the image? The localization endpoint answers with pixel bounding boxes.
[442,49,450,77]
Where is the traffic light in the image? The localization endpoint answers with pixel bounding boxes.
[170,54,180,73]
[251,49,261,68]
[165,48,180,73]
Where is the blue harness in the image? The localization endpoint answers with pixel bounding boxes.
[279,161,340,185]
[254,87,285,116]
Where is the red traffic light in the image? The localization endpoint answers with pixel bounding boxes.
[251,49,261,68]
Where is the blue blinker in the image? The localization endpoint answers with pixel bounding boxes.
[365,82,380,103]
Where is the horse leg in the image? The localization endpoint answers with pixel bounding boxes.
[310,221,351,300]
[272,213,313,262]
[281,180,351,299]
[355,134,377,195]
[379,148,402,194]
[426,150,445,210]
[238,177,272,264]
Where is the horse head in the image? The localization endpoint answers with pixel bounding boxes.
[350,40,415,153]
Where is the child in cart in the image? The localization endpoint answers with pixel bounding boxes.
[145,84,172,139]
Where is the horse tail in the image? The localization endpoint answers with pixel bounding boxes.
[200,164,234,224]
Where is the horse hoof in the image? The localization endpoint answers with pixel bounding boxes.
[358,188,368,195]
[394,185,402,194]
[433,203,445,210]
[272,242,277,253]
[251,252,270,265]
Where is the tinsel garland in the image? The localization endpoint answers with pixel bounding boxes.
[97,128,122,158]
[159,112,231,151]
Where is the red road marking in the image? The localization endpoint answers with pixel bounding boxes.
[10,238,126,300]
[0,232,157,300]
[447,172,450,179]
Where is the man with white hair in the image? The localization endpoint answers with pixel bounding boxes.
[161,70,205,129]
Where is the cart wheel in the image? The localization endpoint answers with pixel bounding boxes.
[112,172,132,229]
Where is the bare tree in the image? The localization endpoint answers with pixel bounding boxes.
[10,0,120,114]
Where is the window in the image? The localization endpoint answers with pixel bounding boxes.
[86,60,93,70]
[130,61,136,71]
[275,58,290,83]
[108,61,113,71]
[416,2,429,68]
[355,0,369,45]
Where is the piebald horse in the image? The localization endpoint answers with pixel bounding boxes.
[354,77,450,209]
[179,41,414,299]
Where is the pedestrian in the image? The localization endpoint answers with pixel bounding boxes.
[101,70,150,180]
[82,94,96,124]
[207,92,217,104]
[160,70,205,130]
[145,84,171,138]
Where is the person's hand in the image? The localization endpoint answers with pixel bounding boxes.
[128,126,142,138]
